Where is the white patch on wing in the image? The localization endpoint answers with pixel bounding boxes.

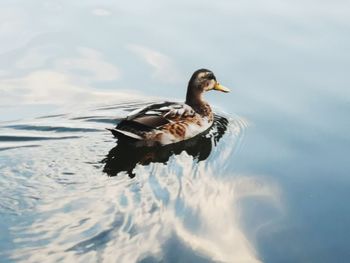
[159,106,170,111]
[172,104,183,109]
[113,128,142,140]
[126,106,147,119]
[145,110,161,115]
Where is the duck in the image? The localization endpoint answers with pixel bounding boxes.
[108,69,230,146]
[104,115,229,177]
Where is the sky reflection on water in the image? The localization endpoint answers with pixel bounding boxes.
[0,0,350,262]
[0,107,279,262]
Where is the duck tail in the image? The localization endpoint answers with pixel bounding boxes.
[106,128,143,140]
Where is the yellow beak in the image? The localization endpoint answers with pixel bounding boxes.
[214,82,230,93]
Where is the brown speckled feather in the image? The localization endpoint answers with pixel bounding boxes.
[113,101,214,145]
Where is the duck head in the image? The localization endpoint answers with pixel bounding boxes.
[186,69,230,106]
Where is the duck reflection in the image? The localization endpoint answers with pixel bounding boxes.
[102,115,228,177]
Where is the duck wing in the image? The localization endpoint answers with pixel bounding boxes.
[125,101,195,128]
[110,102,195,141]
[128,101,193,119]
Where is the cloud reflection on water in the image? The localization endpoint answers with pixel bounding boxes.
[9,159,281,262]
[127,44,183,84]
[0,69,140,106]
[0,45,148,116]
[0,0,349,261]
[3,114,282,263]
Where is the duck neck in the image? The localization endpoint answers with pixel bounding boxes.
[185,86,207,114]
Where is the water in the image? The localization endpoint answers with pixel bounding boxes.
[0,0,349,262]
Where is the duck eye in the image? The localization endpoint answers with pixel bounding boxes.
[206,73,215,80]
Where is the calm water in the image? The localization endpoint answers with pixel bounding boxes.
[1,1,350,262]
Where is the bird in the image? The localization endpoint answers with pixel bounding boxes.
[104,115,229,177]
[108,69,230,146]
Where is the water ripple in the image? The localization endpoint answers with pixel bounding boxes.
[0,135,81,142]
[4,124,101,133]
[0,101,281,263]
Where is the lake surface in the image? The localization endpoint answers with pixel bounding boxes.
[0,0,349,262]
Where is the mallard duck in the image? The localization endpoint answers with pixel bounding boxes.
[104,115,229,177]
[109,69,230,146]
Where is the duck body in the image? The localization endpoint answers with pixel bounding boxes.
[109,69,230,146]
[110,101,213,146]
[103,115,229,177]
